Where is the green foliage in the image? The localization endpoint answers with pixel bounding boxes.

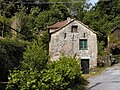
[6,69,39,90]
[0,38,28,82]
[83,0,120,35]
[6,37,48,89]
[82,0,120,55]
[98,41,105,56]
[34,4,70,31]
[6,56,88,90]
[6,39,88,90]
[109,34,120,44]
[14,9,35,41]
[9,4,70,40]
[0,16,11,37]
[43,56,88,90]
[70,0,87,20]
[0,1,16,18]
[0,0,88,40]
[111,55,120,64]
[21,37,48,70]
[37,32,49,52]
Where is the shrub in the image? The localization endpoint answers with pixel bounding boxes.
[6,38,88,90]
[0,38,28,89]
[6,38,48,90]
[40,56,88,90]
[111,55,120,64]
[6,56,88,90]
[0,38,28,82]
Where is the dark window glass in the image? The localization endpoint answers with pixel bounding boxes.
[71,25,78,32]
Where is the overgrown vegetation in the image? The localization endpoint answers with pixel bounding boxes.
[0,38,28,89]
[0,0,120,89]
[6,38,88,90]
[111,55,120,64]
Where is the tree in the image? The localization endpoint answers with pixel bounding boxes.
[0,16,11,37]
[11,7,36,41]
[82,0,120,55]
[0,38,28,89]
[6,37,88,90]
[6,37,48,89]
[83,0,120,34]
[21,38,48,70]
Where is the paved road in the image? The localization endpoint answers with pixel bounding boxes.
[87,64,120,90]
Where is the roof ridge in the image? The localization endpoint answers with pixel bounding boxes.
[48,18,97,34]
[111,25,120,33]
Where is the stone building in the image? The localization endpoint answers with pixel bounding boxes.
[48,18,98,73]
[111,26,120,41]
[109,26,120,55]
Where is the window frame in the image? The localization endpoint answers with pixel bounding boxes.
[79,39,88,50]
[71,25,78,32]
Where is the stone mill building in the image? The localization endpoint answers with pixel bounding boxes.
[48,18,98,73]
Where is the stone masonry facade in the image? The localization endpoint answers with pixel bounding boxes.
[48,18,98,68]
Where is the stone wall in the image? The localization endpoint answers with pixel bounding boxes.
[49,20,98,68]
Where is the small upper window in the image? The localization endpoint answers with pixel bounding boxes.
[71,25,78,32]
[64,33,66,39]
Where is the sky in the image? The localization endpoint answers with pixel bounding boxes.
[89,0,99,6]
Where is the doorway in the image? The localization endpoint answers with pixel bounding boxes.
[81,59,89,74]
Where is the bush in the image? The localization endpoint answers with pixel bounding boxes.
[111,55,120,64]
[6,38,48,90]
[0,38,28,90]
[6,57,88,90]
[0,38,28,82]
[6,38,88,90]
[40,56,88,90]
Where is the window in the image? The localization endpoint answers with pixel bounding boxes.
[64,33,66,39]
[79,39,88,50]
[71,25,78,32]
[84,33,86,38]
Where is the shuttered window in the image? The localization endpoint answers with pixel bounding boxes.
[79,39,88,50]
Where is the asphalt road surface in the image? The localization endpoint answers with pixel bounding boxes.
[87,64,120,90]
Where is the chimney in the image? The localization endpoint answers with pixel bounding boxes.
[67,17,71,23]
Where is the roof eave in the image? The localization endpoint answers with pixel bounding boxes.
[50,19,75,34]
[111,26,120,33]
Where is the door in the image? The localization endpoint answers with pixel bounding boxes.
[81,59,89,74]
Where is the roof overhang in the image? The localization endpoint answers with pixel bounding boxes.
[111,26,120,33]
[48,18,97,35]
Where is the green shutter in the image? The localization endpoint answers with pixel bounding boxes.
[84,40,87,49]
[79,39,88,50]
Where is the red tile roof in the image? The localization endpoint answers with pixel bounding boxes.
[48,18,97,34]
[48,20,68,29]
